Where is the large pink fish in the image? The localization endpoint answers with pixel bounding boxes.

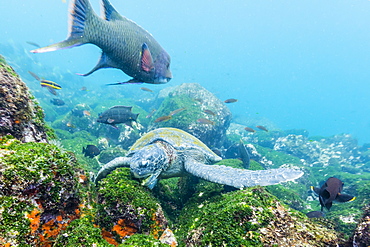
[31,0,172,85]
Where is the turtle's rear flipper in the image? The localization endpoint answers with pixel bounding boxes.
[184,159,303,189]
[94,157,131,184]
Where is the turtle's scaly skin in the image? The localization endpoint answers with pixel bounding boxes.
[95,128,303,189]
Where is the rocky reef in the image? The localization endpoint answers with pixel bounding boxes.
[149,83,231,148]
[0,55,49,143]
[1,55,369,246]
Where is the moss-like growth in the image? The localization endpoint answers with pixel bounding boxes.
[55,215,113,247]
[266,184,306,211]
[118,233,168,246]
[177,187,343,246]
[0,137,87,246]
[151,94,203,128]
[255,144,303,168]
[96,168,168,244]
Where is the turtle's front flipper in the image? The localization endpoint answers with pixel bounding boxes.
[94,157,131,184]
[184,159,303,188]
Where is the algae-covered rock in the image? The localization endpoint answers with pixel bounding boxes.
[150,83,232,148]
[95,168,173,245]
[54,215,112,247]
[0,55,49,143]
[177,186,343,247]
[0,136,88,246]
[348,202,370,247]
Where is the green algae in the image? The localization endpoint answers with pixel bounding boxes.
[176,187,275,246]
[55,215,113,247]
[176,186,343,246]
[118,234,168,246]
[0,137,87,245]
[0,55,17,77]
[152,94,203,128]
[254,144,303,168]
[96,168,167,242]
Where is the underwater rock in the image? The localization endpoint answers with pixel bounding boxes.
[274,134,363,168]
[51,103,100,136]
[150,83,232,148]
[0,137,87,246]
[0,55,48,143]
[117,122,145,150]
[98,146,127,164]
[273,134,321,163]
[348,202,370,247]
[95,168,172,245]
[177,186,343,246]
[226,123,287,149]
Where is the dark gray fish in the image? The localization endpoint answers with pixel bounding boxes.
[204,109,216,116]
[50,98,65,106]
[82,145,100,158]
[31,0,172,84]
[224,98,237,103]
[238,140,250,169]
[311,177,356,211]
[169,108,186,116]
[244,127,255,133]
[46,87,58,96]
[197,118,215,125]
[155,115,172,123]
[140,87,153,92]
[256,125,268,132]
[306,211,325,218]
[97,105,139,127]
[26,41,41,48]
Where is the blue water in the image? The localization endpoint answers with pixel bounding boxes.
[1,0,370,144]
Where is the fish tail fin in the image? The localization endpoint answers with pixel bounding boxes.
[31,0,93,53]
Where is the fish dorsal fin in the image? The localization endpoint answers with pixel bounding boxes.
[101,0,124,21]
[78,52,119,76]
[111,105,132,111]
[141,43,154,72]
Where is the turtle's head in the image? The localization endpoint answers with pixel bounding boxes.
[130,143,168,189]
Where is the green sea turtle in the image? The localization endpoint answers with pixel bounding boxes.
[94,128,303,189]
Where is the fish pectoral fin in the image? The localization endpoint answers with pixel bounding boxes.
[310,186,321,195]
[336,193,356,202]
[78,52,119,76]
[141,43,154,72]
[107,118,115,123]
[106,79,144,85]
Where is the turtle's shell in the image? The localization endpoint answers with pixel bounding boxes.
[128,128,221,162]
